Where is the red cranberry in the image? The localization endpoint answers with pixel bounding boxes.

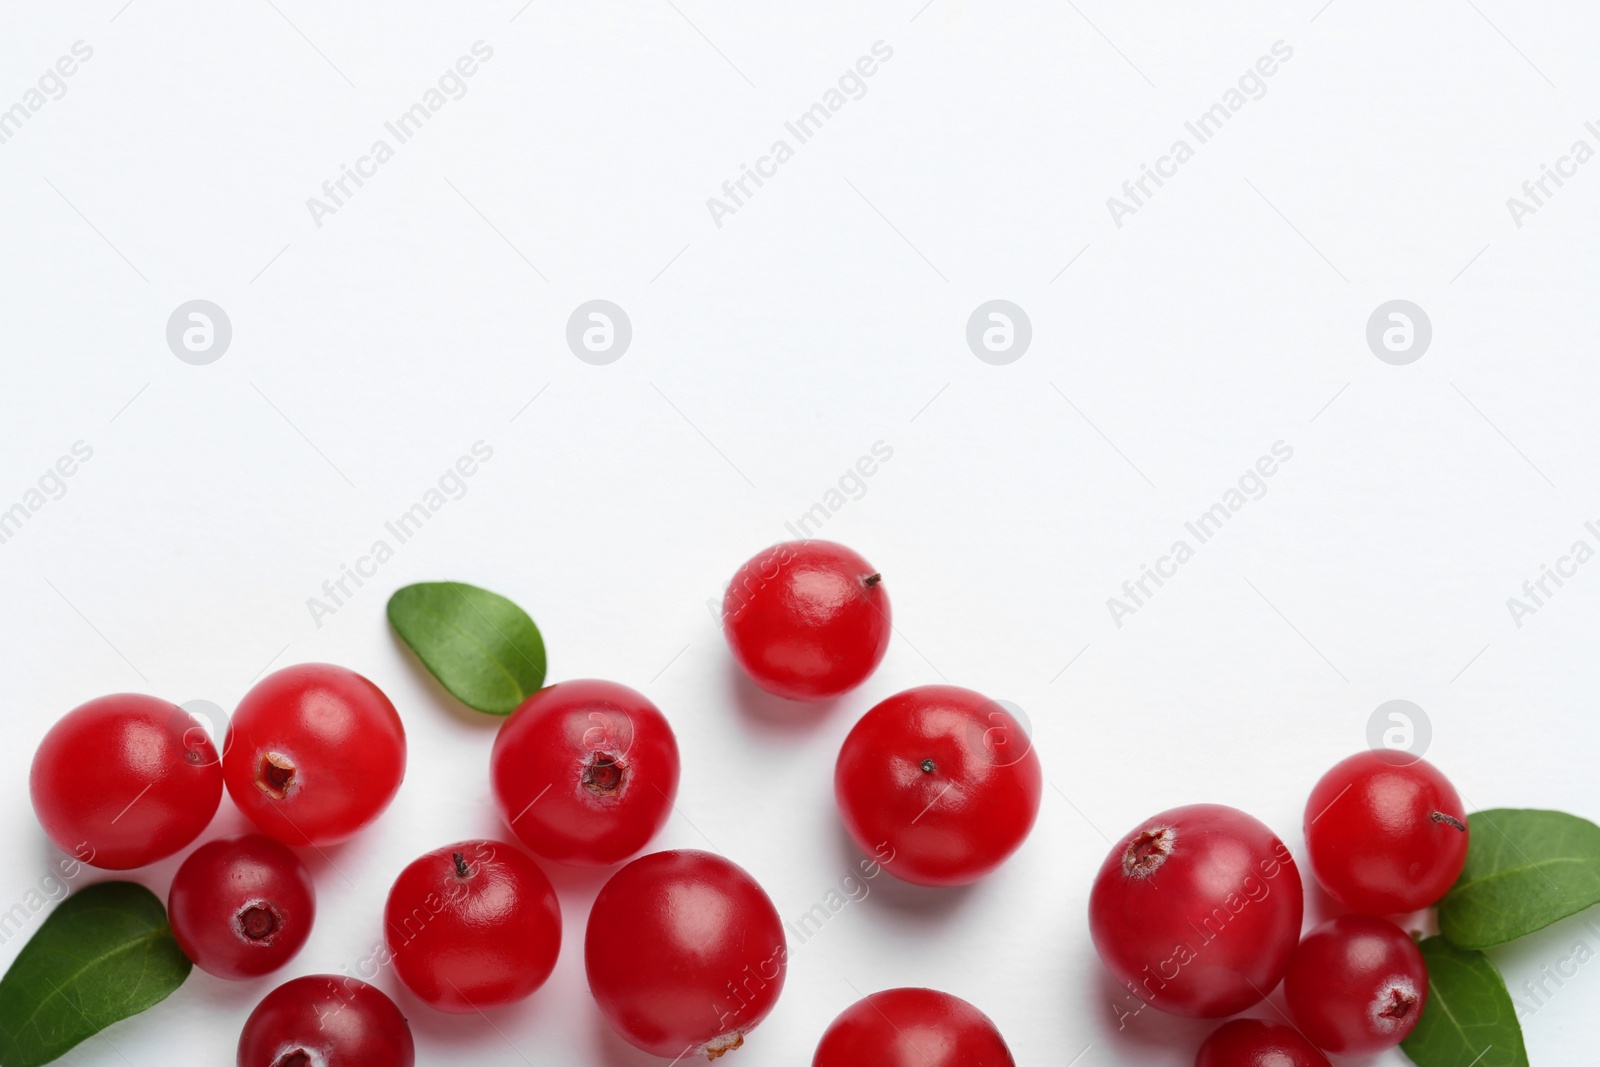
[491,679,680,865]
[237,974,413,1067]
[30,694,221,869]
[1304,750,1468,914]
[1195,1018,1331,1066]
[384,839,561,1013]
[1284,915,1429,1054]
[834,685,1041,886]
[1088,803,1303,1017]
[224,664,406,846]
[586,849,786,1057]
[812,987,1015,1066]
[169,833,315,979]
[722,540,890,701]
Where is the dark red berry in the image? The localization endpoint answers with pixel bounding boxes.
[1195,1018,1330,1066]
[237,974,413,1067]
[1284,915,1428,1055]
[169,834,315,979]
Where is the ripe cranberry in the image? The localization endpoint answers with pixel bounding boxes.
[238,973,414,1067]
[169,834,315,979]
[1284,916,1428,1054]
[722,540,890,701]
[586,849,786,1058]
[224,664,406,846]
[1195,1019,1331,1067]
[812,988,1015,1067]
[490,679,680,866]
[834,685,1040,886]
[30,694,221,870]
[1088,803,1303,1018]
[385,839,560,1013]
[1304,750,1469,914]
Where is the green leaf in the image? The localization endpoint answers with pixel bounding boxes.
[387,581,547,715]
[0,881,192,1067]
[1400,936,1527,1067]
[1439,809,1600,949]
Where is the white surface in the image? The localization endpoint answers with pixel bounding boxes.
[1,1,1598,1063]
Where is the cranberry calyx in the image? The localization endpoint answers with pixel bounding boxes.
[238,904,280,941]
[256,753,296,799]
[704,1032,744,1059]
[584,753,625,795]
[1121,826,1174,877]
[1378,985,1418,1022]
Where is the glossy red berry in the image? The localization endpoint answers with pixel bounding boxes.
[225,664,406,847]
[491,679,680,866]
[1284,916,1428,1054]
[834,685,1040,886]
[237,974,414,1067]
[1304,750,1469,914]
[384,839,560,1013]
[169,834,315,979]
[30,694,222,870]
[813,988,1015,1067]
[586,849,786,1058]
[722,540,890,701]
[1089,803,1304,1018]
[1195,1019,1331,1067]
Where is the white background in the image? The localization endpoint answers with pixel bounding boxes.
[2,1,1598,1064]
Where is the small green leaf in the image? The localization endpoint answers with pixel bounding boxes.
[1400,936,1527,1067]
[1439,809,1600,949]
[0,881,192,1067]
[387,581,547,715]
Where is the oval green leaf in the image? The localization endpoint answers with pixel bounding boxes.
[387,581,547,715]
[1400,936,1527,1067]
[0,881,192,1067]
[1439,809,1600,949]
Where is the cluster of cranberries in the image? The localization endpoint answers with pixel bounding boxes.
[1089,750,1470,1064]
[29,666,413,1063]
[26,537,1467,1065]
[27,540,1041,1065]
